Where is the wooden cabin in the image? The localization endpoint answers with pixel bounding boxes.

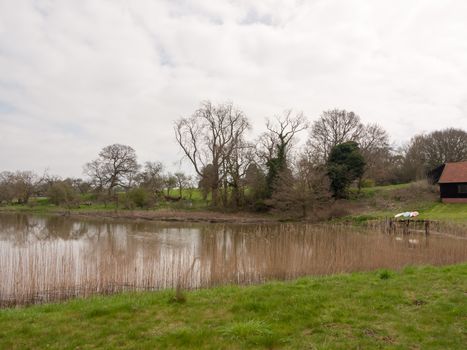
[437,161,467,203]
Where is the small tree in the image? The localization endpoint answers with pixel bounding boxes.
[164,173,178,197]
[0,171,41,205]
[127,187,149,208]
[174,172,190,198]
[267,158,330,218]
[84,144,139,205]
[0,172,15,204]
[308,109,364,163]
[47,181,79,208]
[307,109,389,185]
[137,162,165,203]
[198,165,216,201]
[244,163,267,204]
[327,141,365,198]
[403,128,467,181]
[263,110,308,197]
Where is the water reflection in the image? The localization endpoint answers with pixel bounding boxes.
[0,213,466,306]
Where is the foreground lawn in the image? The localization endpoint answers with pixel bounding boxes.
[0,264,466,349]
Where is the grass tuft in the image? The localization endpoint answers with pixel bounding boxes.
[379,269,391,280]
[220,319,280,346]
[168,284,187,304]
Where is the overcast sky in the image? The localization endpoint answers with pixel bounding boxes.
[1,0,466,177]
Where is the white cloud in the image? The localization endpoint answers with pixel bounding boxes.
[0,0,466,176]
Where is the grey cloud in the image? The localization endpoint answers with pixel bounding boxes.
[0,0,466,177]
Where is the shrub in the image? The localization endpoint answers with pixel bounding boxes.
[325,201,353,219]
[251,200,269,213]
[379,270,391,280]
[391,181,438,202]
[47,182,79,208]
[128,188,149,208]
[361,178,375,188]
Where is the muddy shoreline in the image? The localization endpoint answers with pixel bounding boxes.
[0,208,280,224]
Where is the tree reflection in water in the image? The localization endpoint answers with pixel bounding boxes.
[0,213,466,306]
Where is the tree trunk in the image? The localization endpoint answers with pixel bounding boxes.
[211,186,219,207]
[231,182,241,209]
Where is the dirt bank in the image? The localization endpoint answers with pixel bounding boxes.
[0,208,277,224]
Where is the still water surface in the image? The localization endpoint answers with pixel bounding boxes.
[0,213,466,306]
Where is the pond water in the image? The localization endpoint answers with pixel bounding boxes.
[0,213,466,306]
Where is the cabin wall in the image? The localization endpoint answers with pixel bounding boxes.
[440,182,467,203]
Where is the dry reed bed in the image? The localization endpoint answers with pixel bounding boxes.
[1,217,466,307]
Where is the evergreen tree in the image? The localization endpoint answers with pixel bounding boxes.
[327,141,365,198]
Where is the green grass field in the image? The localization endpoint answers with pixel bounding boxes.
[346,182,467,222]
[0,264,465,349]
[2,183,466,222]
[418,203,467,220]
[350,183,410,197]
[1,188,211,212]
[349,203,467,222]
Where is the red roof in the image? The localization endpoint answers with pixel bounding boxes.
[439,162,467,183]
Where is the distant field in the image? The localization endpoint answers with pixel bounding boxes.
[2,183,466,222]
[361,183,411,193]
[1,188,210,212]
[0,264,465,349]
[167,188,207,201]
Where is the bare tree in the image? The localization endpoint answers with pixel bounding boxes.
[84,144,139,202]
[184,176,197,200]
[14,171,40,204]
[256,132,278,166]
[47,180,79,208]
[307,109,390,186]
[0,171,15,204]
[420,128,467,168]
[267,155,330,218]
[137,161,165,202]
[307,109,364,163]
[356,123,390,186]
[70,178,92,195]
[164,173,178,197]
[243,163,267,204]
[262,110,308,196]
[173,172,191,198]
[175,101,250,207]
[198,164,216,201]
[83,159,107,192]
[403,128,467,179]
[266,110,308,162]
[226,140,255,208]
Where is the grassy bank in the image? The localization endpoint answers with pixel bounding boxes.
[2,181,467,223]
[0,264,466,349]
[347,203,467,223]
[345,182,467,223]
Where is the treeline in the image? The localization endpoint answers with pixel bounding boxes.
[174,101,467,214]
[0,157,195,210]
[1,101,466,216]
